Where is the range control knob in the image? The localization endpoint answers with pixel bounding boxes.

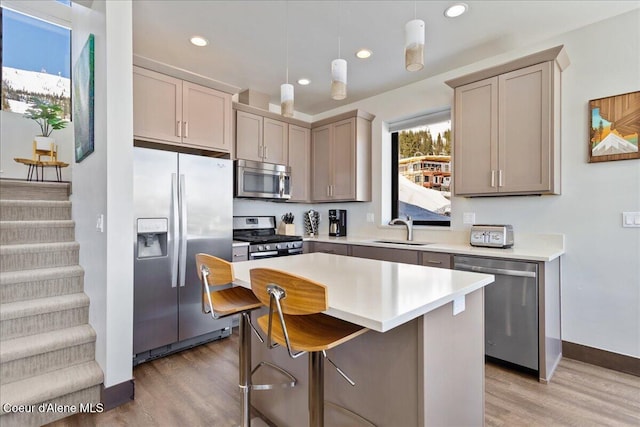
[257,245,264,251]
[276,244,282,250]
[287,243,293,248]
[265,245,271,251]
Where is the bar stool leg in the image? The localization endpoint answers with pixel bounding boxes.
[239,312,252,427]
[309,351,324,427]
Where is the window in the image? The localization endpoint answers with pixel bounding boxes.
[391,110,452,226]
[1,7,71,118]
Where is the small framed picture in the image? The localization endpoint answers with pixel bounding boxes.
[588,91,639,163]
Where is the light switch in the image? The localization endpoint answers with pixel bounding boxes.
[622,212,640,228]
[366,213,375,223]
[96,214,104,232]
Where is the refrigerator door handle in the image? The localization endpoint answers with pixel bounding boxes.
[179,174,188,287]
[171,173,179,288]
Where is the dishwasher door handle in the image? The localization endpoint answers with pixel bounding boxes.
[455,263,536,278]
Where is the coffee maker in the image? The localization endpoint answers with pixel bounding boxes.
[328,209,347,237]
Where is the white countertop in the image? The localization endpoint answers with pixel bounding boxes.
[306,233,564,262]
[232,253,494,333]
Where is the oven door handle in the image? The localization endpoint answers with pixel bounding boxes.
[251,251,280,258]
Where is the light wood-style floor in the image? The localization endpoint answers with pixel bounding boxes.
[49,329,640,427]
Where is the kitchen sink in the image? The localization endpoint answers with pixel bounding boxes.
[370,240,434,247]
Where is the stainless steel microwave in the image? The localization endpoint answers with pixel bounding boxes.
[235,159,291,200]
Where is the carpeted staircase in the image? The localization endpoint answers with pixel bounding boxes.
[0,179,103,427]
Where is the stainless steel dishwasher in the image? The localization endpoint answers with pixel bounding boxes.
[454,255,538,372]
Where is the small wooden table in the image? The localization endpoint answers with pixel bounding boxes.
[14,158,69,182]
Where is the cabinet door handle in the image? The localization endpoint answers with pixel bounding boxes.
[327,185,331,197]
[424,259,442,265]
[498,170,503,187]
[491,170,496,187]
[184,121,188,138]
[264,146,268,159]
[177,121,182,138]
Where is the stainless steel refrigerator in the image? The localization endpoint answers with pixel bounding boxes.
[133,147,232,364]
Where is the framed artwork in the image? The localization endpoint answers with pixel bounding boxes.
[589,91,639,163]
[73,34,95,163]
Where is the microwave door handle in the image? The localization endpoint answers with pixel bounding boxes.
[279,173,284,197]
[178,174,188,287]
[171,173,179,288]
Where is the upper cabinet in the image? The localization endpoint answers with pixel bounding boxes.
[288,124,311,202]
[236,111,288,164]
[311,110,374,202]
[446,46,569,197]
[133,66,232,152]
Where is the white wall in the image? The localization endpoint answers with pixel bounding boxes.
[308,9,640,358]
[71,0,133,388]
[0,111,74,181]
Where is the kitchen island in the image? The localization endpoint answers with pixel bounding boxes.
[233,253,494,427]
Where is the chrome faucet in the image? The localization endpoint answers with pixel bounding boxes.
[389,216,413,241]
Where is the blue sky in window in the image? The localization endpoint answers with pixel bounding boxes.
[2,9,71,78]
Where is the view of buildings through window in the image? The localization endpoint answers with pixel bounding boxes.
[392,117,452,226]
[1,7,72,118]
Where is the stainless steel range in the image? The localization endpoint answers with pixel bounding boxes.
[233,216,303,259]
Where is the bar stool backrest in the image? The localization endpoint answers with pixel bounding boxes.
[195,253,234,315]
[250,268,328,315]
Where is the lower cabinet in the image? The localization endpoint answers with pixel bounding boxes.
[350,245,419,265]
[308,242,350,256]
[421,251,452,269]
[232,245,248,262]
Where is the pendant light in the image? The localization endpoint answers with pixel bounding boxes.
[405,2,425,72]
[331,2,347,100]
[281,1,294,117]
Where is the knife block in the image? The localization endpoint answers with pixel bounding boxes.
[277,223,296,236]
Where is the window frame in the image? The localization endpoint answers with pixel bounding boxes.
[390,109,452,227]
[1,3,72,118]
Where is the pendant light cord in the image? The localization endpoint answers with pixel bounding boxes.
[285,0,289,84]
[337,0,341,59]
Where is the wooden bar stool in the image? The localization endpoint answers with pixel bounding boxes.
[250,268,372,427]
[196,254,296,427]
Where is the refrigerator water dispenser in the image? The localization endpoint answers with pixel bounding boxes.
[137,218,168,258]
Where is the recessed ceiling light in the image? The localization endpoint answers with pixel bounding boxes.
[190,36,208,47]
[444,3,468,18]
[297,78,311,86]
[356,49,372,59]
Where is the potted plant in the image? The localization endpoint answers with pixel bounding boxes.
[23,97,67,147]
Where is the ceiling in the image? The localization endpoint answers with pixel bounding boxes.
[132,1,639,116]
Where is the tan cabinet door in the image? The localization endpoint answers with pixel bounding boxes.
[331,118,356,200]
[498,62,551,193]
[182,82,231,151]
[453,77,498,195]
[235,111,263,161]
[311,125,332,201]
[288,124,310,202]
[133,67,182,144]
[263,118,288,164]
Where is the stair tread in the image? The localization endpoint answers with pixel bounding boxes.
[0,361,103,412]
[0,241,80,254]
[0,180,70,190]
[0,293,89,322]
[0,325,96,363]
[0,220,75,228]
[0,200,71,207]
[0,265,84,286]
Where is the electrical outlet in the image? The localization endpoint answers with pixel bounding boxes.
[463,212,476,224]
[366,213,375,223]
[622,212,640,228]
